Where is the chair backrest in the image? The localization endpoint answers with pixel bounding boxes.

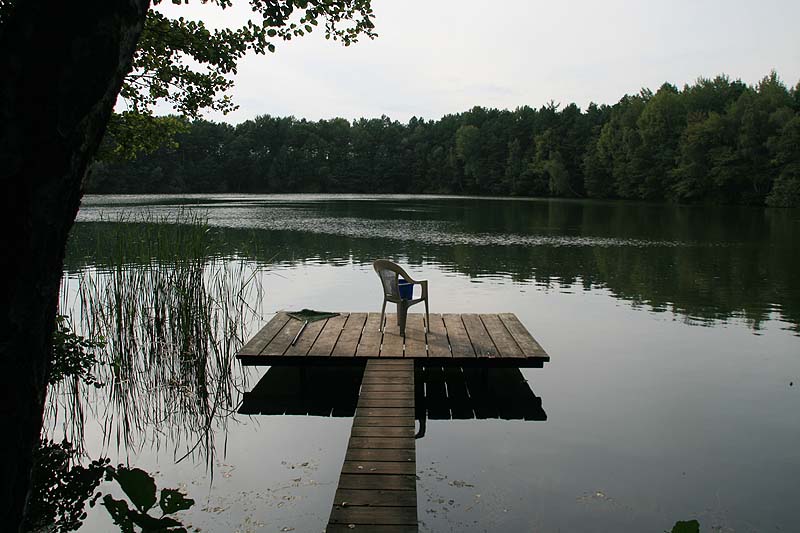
[373,259,408,299]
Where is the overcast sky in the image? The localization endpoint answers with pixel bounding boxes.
[156,0,800,124]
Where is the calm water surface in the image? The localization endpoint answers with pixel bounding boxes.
[54,194,799,532]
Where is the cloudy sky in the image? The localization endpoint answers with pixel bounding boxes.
[157,0,800,123]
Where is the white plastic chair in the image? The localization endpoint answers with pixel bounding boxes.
[372,259,429,337]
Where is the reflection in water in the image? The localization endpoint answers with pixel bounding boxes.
[239,365,547,428]
[26,441,194,533]
[51,216,266,463]
[70,196,800,334]
[50,195,799,532]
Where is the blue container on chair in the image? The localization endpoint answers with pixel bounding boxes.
[398,278,413,300]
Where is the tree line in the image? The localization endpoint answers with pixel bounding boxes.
[89,72,800,207]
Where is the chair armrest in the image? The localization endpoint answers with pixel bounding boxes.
[416,279,428,298]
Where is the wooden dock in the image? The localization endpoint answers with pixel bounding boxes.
[237,312,548,367]
[236,310,549,531]
[327,359,418,532]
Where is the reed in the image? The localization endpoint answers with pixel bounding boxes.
[49,210,266,465]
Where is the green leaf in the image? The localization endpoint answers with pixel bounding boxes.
[671,520,700,533]
[159,488,195,515]
[114,467,157,513]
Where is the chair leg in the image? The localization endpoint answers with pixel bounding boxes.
[380,299,387,332]
[398,300,408,337]
[424,298,430,332]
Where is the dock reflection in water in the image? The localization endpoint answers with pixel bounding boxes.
[238,364,546,427]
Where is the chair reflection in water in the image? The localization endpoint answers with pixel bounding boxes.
[373,259,429,336]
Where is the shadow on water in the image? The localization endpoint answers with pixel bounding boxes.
[238,365,547,430]
[26,440,196,532]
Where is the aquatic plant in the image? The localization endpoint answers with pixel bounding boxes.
[48,210,266,464]
[25,440,195,533]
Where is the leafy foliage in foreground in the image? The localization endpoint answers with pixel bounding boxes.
[50,315,105,387]
[107,0,376,159]
[25,441,194,533]
[90,72,800,207]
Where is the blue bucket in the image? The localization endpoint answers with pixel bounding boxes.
[398,279,413,300]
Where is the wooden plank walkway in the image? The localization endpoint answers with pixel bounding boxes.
[327,359,418,532]
[237,312,549,367]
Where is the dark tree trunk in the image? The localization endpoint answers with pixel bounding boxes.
[0,1,149,529]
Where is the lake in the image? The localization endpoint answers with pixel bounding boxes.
[51,194,799,532]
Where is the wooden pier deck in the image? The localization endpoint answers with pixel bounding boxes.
[236,310,549,531]
[237,312,548,367]
[327,359,418,532]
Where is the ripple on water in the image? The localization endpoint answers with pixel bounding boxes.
[78,205,692,249]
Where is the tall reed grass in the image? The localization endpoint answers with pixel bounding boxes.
[49,210,266,465]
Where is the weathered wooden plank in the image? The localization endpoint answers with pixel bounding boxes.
[357,398,414,408]
[337,474,416,490]
[480,314,524,358]
[356,407,415,418]
[404,314,427,357]
[368,359,413,366]
[327,524,418,533]
[353,417,415,427]
[361,377,414,386]
[361,383,414,393]
[361,373,414,384]
[442,314,475,357]
[330,506,417,527]
[345,448,415,462]
[461,313,499,357]
[370,357,414,372]
[237,313,290,356]
[261,317,305,356]
[307,313,348,356]
[426,313,450,358]
[498,313,547,357]
[329,505,417,525]
[332,312,367,357]
[356,312,384,357]
[341,461,416,475]
[348,437,415,450]
[282,318,327,356]
[351,426,415,438]
[380,316,404,357]
[333,488,417,507]
[360,391,414,400]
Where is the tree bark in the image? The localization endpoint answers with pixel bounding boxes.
[0,1,149,529]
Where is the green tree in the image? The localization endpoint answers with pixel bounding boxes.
[766,115,800,207]
[455,124,482,191]
[637,83,686,199]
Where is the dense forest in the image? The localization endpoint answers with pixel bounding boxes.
[89,72,800,207]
